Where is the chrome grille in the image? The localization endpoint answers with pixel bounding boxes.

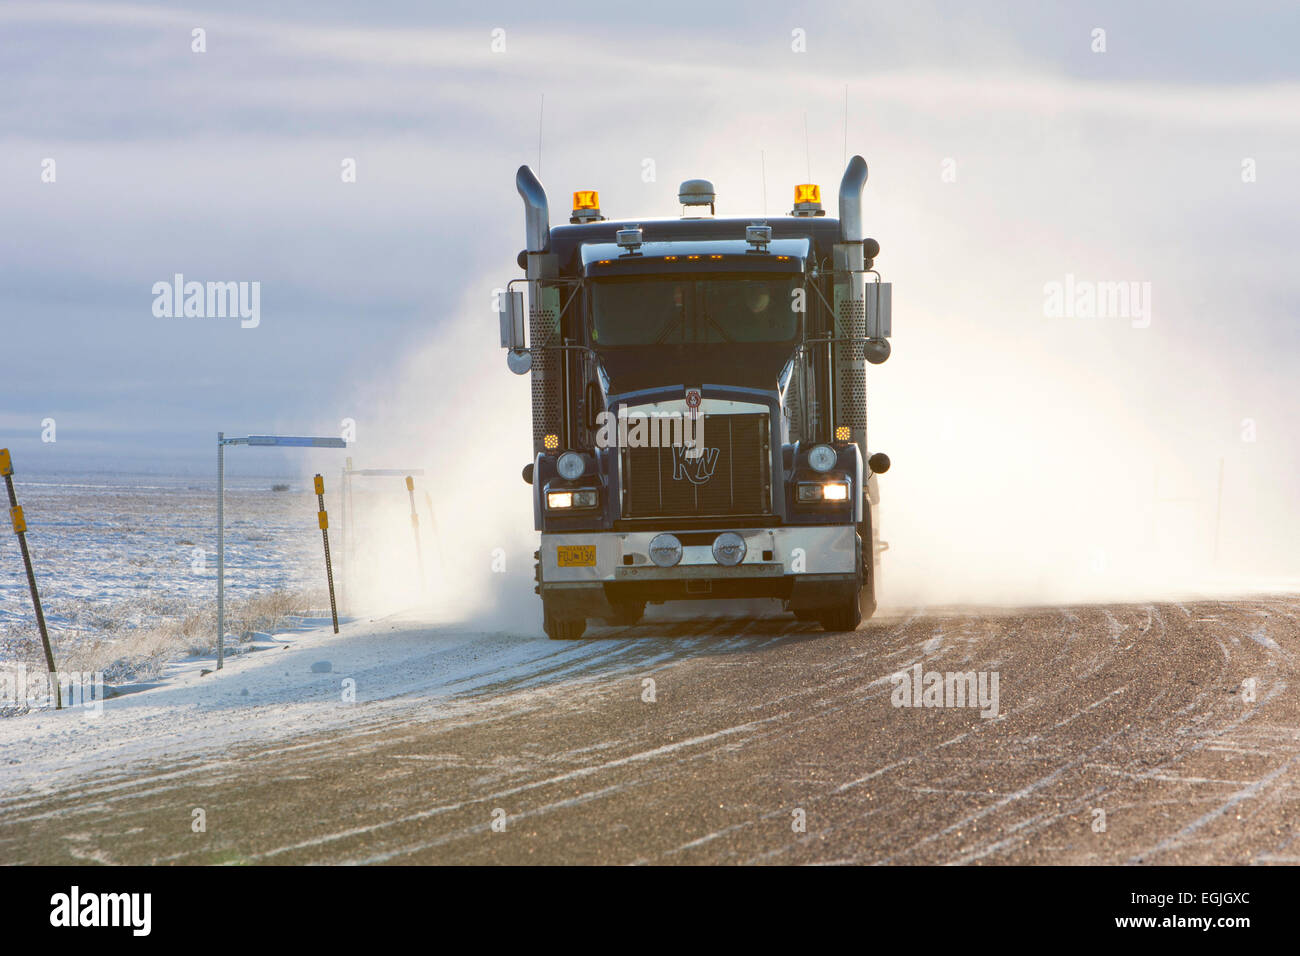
[621,413,770,518]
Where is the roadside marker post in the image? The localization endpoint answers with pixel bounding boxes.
[423,490,444,570]
[338,464,428,611]
[405,475,425,586]
[217,433,347,669]
[314,474,339,634]
[1,449,61,709]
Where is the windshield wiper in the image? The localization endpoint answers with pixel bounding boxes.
[653,309,687,344]
[698,307,735,344]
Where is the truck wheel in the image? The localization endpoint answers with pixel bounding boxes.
[819,533,864,632]
[543,603,587,641]
[859,508,878,621]
[818,593,862,632]
[604,600,646,626]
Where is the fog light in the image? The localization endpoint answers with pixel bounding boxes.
[649,533,683,567]
[712,531,747,566]
[547,491,573,509]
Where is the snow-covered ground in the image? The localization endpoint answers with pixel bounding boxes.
[0,606,670,795]
[0,468,484,687]
[0,471,322,663]
[0,468,591,794]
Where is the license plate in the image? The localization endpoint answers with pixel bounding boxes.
[556,544,597,567]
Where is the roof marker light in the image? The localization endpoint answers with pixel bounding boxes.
[790,183,825,217]
[570,190,605,223]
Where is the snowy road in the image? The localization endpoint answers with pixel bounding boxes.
[2,596,1299,864]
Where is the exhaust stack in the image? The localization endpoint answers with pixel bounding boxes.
[516,165,550,252]
[837,155,868,242]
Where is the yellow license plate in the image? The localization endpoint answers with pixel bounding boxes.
[556,544,596,567]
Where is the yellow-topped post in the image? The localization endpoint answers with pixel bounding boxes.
[1,448,61,708]
[314,474,339,634]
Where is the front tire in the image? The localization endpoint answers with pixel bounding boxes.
[859,503,878,621]
[817,592,862,632]
[543,600,587,641]
[818,532,865,632]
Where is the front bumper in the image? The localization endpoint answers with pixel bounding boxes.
[539,526,859,615]
[541,525,856,581]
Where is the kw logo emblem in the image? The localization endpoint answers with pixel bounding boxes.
[672,445,720,484]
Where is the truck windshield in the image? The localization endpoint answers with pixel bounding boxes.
[590,275,801,347]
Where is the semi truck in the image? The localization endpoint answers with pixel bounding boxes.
[498,156,892,640]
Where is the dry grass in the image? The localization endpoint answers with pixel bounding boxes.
[4,588,324,686]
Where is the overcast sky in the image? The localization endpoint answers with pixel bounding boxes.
[2,0,1297,487]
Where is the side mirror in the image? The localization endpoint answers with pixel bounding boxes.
[867,452,891,474]
[499,289,525,350]
[499,288,531,374]
[866,282,891,339]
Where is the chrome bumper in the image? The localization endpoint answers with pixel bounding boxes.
[540,525,857,583]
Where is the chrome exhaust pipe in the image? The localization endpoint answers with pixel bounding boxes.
[516,165,550,253]
[837,155,869,242]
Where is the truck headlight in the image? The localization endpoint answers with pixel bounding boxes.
[797,481,849,502]
[556,451,585,480]
[547,489,598,510]
[807,444,837,473]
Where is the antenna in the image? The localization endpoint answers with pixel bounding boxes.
[803,112,811,181]
[842,84,848,167]
[761,150,767,217]
[537,93,544,175]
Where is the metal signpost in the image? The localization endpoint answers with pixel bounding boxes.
[217,433,347,670]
